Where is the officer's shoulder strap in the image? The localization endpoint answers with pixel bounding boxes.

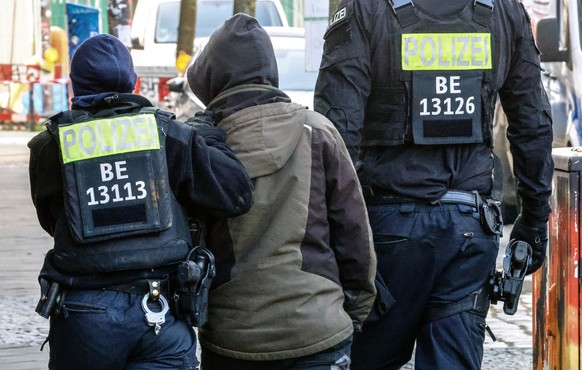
[138,107,175,131]
[45,110,91,135]
[473,0,495,26]
[388,0,419,28]
[388,0,495,28]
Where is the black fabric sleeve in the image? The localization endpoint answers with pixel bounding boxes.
[498,4,554,223]
[165,118,253,218]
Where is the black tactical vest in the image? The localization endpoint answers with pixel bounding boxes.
[46,107,192,274]
[362,0,496,147]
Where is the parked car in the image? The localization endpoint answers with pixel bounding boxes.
[166,26,318,121]
[130,0,289,109]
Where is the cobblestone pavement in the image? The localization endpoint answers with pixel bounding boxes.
[0,131,534,369]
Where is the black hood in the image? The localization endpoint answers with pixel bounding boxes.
[187,13,279,106]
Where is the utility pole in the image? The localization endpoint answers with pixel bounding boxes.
[233,0,256,17]
[176,0,197,73]
[177,0,197,58]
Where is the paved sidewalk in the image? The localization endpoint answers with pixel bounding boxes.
[0,130,52,369]
[0,130,534,369]
[0,130,37,163]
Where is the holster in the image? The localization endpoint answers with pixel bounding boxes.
[480,199,504,236]
[172,246,215,327]
[36,278,66,319]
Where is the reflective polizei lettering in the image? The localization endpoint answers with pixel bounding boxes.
[402,33,492,71]
[59,114,160,163]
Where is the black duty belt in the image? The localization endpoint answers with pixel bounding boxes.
[364,188,482,208]
[433,190,481,207]
[363,187,503,235]
[105,278,171,297]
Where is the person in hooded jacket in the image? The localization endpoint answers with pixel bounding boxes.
[314,0,554,369]
[185,14,377,370]
[28,34,253,369]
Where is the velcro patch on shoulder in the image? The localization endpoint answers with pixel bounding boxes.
[326,6,350,34]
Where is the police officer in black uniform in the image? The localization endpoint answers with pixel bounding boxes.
[314,1,553,369]
[28,34,253,369]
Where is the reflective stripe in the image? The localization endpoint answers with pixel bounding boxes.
[59,114,160,163]
[402,33,492,71]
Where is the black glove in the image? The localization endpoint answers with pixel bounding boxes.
[185,109,213,123]
[185,110,226,142]
[509,215,548,275]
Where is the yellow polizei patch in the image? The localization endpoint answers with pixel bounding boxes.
[402,33,492,71]
[59,114,160,163]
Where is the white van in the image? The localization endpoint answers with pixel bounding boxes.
[130,0,288,108]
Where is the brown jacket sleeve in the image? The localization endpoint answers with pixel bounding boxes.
[322,117,377,324]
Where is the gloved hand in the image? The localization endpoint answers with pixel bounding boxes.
[509,214,548,275]
[185,110,214,130]
[185,110,226,142]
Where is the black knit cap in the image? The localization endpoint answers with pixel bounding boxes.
[70,34,137,97]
